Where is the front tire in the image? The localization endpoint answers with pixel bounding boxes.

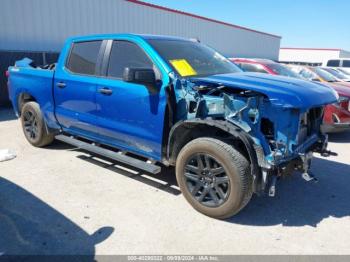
[21,102,54,147]
[176,137,253,219]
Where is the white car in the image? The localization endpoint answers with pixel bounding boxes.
[322,59,350,74]
[287,65,322,81]
[320,67,350,82]
[336,67,350,76]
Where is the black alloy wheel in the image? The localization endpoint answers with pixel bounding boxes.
[184,153,230,207]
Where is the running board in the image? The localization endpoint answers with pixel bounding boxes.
[55,135,161,174]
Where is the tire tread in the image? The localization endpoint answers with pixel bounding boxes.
[21,102,54,147]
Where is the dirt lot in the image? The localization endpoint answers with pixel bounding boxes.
[0,107,350,256]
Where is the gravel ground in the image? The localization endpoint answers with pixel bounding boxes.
[0,107,349,256]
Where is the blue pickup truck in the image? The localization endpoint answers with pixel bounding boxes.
[7,34,338,218]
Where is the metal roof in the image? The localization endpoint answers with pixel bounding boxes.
[281,47,342,51]
[126,0,282,39]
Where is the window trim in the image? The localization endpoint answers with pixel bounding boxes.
[101,39,162,81]
[64,40,107,77]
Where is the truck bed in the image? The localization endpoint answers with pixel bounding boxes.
[8,58,58,127]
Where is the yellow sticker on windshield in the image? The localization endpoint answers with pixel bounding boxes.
[170,59,197,77]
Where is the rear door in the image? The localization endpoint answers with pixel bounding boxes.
[54,40,106,137]
[95,40,168,160]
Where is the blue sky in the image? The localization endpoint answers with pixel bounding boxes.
[142,0,350,50]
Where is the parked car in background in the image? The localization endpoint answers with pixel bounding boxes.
[285,64,322,82]
[322,85,350,133]
[289,65,350,88]
[288,65,336,82]
[231,58,302,78]
[323,59,350,74]
[336,68,350,76]
[321,67,350,82]
[7,34,338,218]
[303,67,350,88]
[287,65,350,132]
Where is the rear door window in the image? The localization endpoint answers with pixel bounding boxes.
[327,60,340,67]
[107,41,153,78]
[66,41,102,75]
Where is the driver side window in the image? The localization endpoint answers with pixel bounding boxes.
[107,41,153,78]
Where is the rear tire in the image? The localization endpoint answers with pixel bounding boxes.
[176,137,253,219]
[21,102,54,147]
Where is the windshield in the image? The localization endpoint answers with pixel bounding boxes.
[266,63,302,79]
[298,68,320,81]
[322,68,349,80]
[314,68,338,82]
[147,39,242,77]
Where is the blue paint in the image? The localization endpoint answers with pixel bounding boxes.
[192,73,338,109]
[7,34,337,167]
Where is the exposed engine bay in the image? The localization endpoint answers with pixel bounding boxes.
[171,76,336,196]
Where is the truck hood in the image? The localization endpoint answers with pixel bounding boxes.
[190,72,338,109]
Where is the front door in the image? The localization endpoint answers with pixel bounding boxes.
[96,40,168,160]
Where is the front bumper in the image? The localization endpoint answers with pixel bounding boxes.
[264,133,322,168]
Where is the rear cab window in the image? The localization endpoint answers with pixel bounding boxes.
[343,60,350,68]
[327,59,340,67]
[66,41,102,75]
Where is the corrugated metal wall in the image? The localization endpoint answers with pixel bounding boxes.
[0,0,280,59]
[0,0,281,105]
[339,50,350,59]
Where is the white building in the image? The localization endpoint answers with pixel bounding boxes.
[279,47,350,65]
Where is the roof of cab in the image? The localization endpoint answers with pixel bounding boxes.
[68,33,192,42]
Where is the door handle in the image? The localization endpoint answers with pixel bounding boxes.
[98,87,113,95]
[56,82,66,88]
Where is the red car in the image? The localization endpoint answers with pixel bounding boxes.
[231,58,350,133]
[321,83,350,133]
[231,58,303,78]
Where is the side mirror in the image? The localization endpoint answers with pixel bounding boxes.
[123,67,156,85]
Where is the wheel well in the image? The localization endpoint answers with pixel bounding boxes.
[18,93,37,115]
[167,122,250,165]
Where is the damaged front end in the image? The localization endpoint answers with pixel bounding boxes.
[173,73,338,196]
